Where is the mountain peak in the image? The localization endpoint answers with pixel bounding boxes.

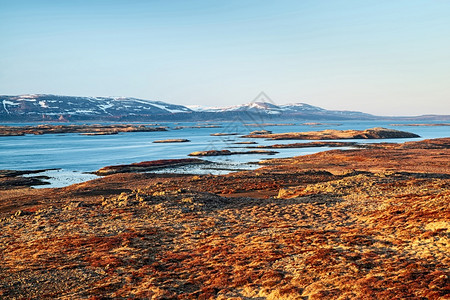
[0,94,376,121]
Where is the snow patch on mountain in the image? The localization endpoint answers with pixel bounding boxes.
[39,101,49,108]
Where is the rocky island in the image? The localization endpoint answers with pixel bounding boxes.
[0,137,448,299]
[188,149,279,156]
[152,139,190,143]
[243,127,420,140]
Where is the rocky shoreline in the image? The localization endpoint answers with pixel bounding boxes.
[94,158,207,176]
[0,169,55,189]
[0,124,167,136]
[0,137,449,299]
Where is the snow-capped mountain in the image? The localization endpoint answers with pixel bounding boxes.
[0,94,191,121]
[0,94,377,122]
[279,103,325,112]
[189,102,324,114]
[188,101,371,117]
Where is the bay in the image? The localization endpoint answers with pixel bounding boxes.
[0,120,448,188]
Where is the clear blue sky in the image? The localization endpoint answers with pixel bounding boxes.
[1,0,449,115]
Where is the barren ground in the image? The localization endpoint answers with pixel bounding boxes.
[0,138,449,299]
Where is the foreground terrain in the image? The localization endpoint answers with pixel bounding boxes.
[0,138,449,299]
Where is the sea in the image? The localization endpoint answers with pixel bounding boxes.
[1,120,449,188]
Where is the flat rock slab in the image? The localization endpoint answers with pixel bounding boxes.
[242,127,420,140]
[188,149,278,156]
[210,133,239,136]
[153,139,190,143]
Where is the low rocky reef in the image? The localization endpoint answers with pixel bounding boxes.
[94,158,207,176]
[0,124,167,136]
[188,149,278,156]
[242,127,420,140]
[0,169,54,189]
[152,139,190,143]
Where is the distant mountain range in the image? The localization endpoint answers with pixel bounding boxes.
[0,94,448,122]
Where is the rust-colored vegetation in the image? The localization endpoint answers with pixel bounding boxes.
[0,137,449,299]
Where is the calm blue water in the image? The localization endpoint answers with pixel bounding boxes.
[1,120,449,187]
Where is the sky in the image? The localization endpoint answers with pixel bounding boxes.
[1,0,449,116]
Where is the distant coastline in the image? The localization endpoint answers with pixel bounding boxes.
[1,94,449,123]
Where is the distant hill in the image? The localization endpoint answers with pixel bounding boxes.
[0,94,448,122]
[189,101,374,119]
[0,94,191,122]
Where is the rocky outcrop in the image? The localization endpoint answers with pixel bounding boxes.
[188,149,278,156]
[152,139,190,143]
[0,169,55,189]
[210,133,239,136]
[243,127,420,140]
[249,129,272,135]
[94,158,207,175]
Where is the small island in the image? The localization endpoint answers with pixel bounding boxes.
[210,133,239,136]
[153,139,190,143]
[188,149,278,156]
[242,127,420,140]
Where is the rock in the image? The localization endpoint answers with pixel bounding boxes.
[188,150,278,156]
[249,130,272,135]
[153,139,190,143]
[80,132,119,136]
[233,141,258,144]
[210,133,239,136]
[94,158,208,175]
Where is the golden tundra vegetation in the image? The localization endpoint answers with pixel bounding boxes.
[0,138,449,299]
